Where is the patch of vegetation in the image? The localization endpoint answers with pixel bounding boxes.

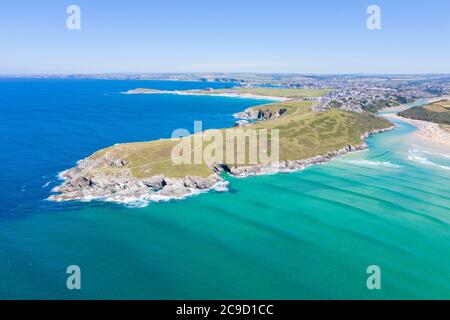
[399,100,450,125]
[361,95,408,113]
[129,87,331,100]
[230,87,331,98]
[193,87,330,99]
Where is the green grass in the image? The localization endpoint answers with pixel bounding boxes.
[244,100,313,116]
[87,101,391,178]
[424,100,450,112]
[199,87,330,98]
[250,104,391,161]
[128,87,331,99]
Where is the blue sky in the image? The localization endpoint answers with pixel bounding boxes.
[1,0,449,74]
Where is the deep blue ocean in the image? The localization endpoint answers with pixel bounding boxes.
[0,79,449,299]
[0,79,267,220]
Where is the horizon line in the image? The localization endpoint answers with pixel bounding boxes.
[1,72,450,77]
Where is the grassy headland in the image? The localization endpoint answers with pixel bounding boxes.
[50,88,393,203]
[398,100,450,125]
[85,100,391,179]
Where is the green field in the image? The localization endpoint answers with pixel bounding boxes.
[227,87,330,98]
[399,100,450,125]
[87,101,392,178]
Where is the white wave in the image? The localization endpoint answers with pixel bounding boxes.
[42,181,53,188]
[56,169,69,180]
[407,150,450,171]
[62,180,232,208]
[344,159,401,168]
[212,180,230,192]
[420,150,450,160]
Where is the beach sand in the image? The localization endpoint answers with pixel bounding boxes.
[386,114,450,147]
[122,89,291,101]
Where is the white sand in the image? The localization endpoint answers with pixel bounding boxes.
[123,89,290,101]
[386,114,450,147]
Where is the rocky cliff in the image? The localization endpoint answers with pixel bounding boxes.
[234,106,288,120]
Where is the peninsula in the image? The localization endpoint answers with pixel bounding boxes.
[50,88,393,204]
[123,87,330,101]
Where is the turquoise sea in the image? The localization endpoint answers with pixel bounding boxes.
[0,79,449,299]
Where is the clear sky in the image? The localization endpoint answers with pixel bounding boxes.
[1,0,449,74]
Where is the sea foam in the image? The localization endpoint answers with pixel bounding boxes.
[344,159,401,168]
[408,149,450,171]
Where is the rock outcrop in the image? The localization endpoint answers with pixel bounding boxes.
[50,152,224,203]
[234,120,251,127]
[234,107,288,120]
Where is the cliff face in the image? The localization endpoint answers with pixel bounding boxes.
[51,170,223,203]
[50,151,223,203]
[234,106,288,120]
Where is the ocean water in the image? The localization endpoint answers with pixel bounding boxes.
[0,79,449,299]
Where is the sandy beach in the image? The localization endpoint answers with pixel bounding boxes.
[123,89,291,101]
[386,114,450,147]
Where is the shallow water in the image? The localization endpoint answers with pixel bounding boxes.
[0,80,449,299]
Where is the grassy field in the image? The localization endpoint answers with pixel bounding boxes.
[199,87,331,99]
[424,100,450,112]
[129,87,331,99]
[228,87,330,98]
[88,101,391,178]
[399,100,450,125]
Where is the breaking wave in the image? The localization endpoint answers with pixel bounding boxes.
[408,149,450,171]
[344,159,401,168]
[54,180,232,209]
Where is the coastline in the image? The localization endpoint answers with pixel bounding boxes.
[49,126,394,206]
[122,89,291,101]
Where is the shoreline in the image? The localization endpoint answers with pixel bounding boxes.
[385,113,450,147]
[122,88,291,101]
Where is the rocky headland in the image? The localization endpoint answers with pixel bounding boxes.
[50,90,393,205]
[49,126,393,204]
